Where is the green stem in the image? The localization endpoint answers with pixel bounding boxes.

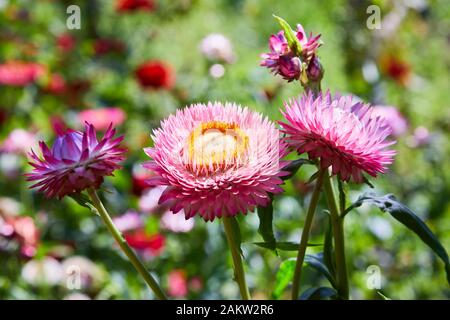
[291,168,326,300]
[222,216,251,300]
[87,188,167,300]
[322,171,349,299]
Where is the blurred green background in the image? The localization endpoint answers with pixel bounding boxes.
[0,0,449,299]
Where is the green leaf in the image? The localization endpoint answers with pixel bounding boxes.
[272,258,296,299]
[253,241,321,251]
[299,287,338,300]
[69,193,99,216]
[257,202,277,253]
[346,193,450,284]
[305,253,337,288]
[273,15,302,55]
[280,158,314,181]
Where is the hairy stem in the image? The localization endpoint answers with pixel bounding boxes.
[322,172,349,299]
[87,188,167,300]
[222,216,251,300]
[291,168,326,299]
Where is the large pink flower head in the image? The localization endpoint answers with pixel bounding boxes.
[280,92,396,182]
[261,24,321,82]
[26,123,125,198]
[143,102,289,221]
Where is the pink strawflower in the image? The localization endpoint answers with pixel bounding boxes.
[0,61,46,86]
[372,105,408,137]
[280,92,396,182]
[143,102,288,221]
[26,123,125,198]
[78,107,126,130]
[261,24,321,82]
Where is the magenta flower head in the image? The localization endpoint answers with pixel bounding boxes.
[143,102,289,221]
[261,20,321,82]
[280,92,396,182]
[26,123,125,198]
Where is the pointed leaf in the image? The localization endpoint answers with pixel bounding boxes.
[257,202,277,253]
[346,193,450,284]
[281,158,314,181]
[272,258,296,299]
[299,287,338,300]
[305,253,336,288]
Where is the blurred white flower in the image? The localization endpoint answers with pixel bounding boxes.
[161,210,194,233]
[200,33,235,63]
[21,257,64,286]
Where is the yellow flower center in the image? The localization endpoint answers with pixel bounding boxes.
[186,121,248,171]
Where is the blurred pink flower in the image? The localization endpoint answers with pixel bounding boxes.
[372,105,408,137]
[45,73,67,95]
[407,126,431,148]
[27,123,125,198]
[132,164,154,196]
[113,210,144,232]
[280,92,396,182]
[1,129,38,155]
[200,33,235,63]
[0,61,46,86]
[161,210,194,233]
[143,102,289,221]
[78,107,126,131]
[138,185,166,213]
[168,270,188,298]
[0,203,40,258]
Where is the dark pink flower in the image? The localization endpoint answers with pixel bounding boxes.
[0,61,46,86]
[261,24,321,82]
[280,92,396,182]
[26,123,125,198]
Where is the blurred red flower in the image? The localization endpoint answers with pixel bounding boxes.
[168,269,188,298]
[380,54,411,86]
[116,0,155,12]
[135,60,175,90]
[124,230,165,255]
[45,73,67,95]
[94,38,126,55]
[0,61,46,86]
[56,33,76,53]
[78,107,126,130]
